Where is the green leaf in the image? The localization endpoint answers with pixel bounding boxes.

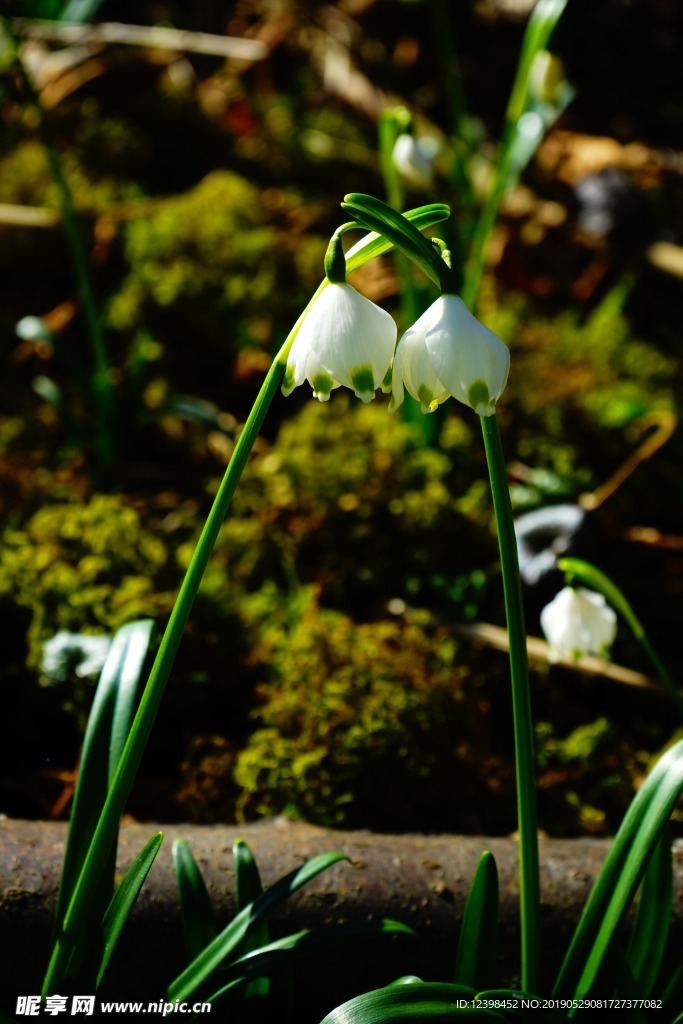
[167,851,349,1002]
[205,919,416,1004]
[344,202,450,277]
[233,839,269,1000]
[343,194,449,287]
[454,851,499,990]
[625,826,672,996]
[96,832,163,987]
[319,982,512,1023]
[553,739,683,1003]
[172,839,218,964]
[53,621,154,945]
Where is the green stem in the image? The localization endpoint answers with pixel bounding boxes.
[13,47,115,468]
[41,283,323,996]
[480,413,539,993]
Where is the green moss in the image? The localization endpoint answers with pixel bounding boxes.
[209,395,493,610]
[0,494,173,682]
[233,591,480,829]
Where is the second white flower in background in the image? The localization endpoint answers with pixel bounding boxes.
[390,294,510,417]
[540,586,618,661]
[282,283,397,404]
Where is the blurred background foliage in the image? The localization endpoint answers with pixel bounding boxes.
[1,0,682,837]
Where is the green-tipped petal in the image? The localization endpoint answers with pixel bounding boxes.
[424,295,510,416]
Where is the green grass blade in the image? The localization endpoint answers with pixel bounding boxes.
[53,620,154,940]
[320,983,512,1023]
[553,739,683,1003]
[172,839,218,964]
[205,919,416,1004]
[454,851,499,989]
[167,851,348,1002]
[96,832,163,987]
[625,826,672,996]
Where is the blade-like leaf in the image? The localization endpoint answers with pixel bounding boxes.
[96,832,163,987]
[344,201,450,278]
[343,193,449,287]
[625,826,673,996]
[172,839,218,964]
[320,982,511,1023]
[54,621,154,939]
[205,919,416,1004]
[553,739,683,1003]
[167,851,348,1002]
[233,838,269,1000]
[454,850,499,990]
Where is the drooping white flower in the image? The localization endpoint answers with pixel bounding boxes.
[540,586,617,661]
[282,283,397,403]
[390,294,510,417]
[392,134,434,189]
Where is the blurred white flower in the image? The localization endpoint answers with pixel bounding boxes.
[540,586,617,661]
[392,134,435,189]
[282,283,396,403]
[390,295,510,416]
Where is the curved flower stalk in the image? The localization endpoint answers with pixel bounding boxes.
[281,282,396,403]
[540,586,618,661]
[390,294,510,417]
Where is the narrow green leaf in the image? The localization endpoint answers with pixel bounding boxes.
[233,839,269,1000]
[626,826,672,996]
[96,832,163,987]
[605,948,650,1024]
[454,851,499,990]
[53,621,154,942]
[320,982,512,1023]
[167,851,349,1002]
[343,193,449,287]
[205,919,416,1004]
[172,839,218,964]
[553,739,683,1004]
[344,201,450,276]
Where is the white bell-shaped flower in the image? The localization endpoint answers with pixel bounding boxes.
[540,586,618,661]
[390,294,510,417]
[282,283,397,403]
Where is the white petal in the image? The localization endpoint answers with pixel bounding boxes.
[424,295,510,416]
[310,284,397,400]
[541,587,617,659]
[392,321,449,413]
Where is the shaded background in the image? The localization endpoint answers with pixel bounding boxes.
[1,0,682,838]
